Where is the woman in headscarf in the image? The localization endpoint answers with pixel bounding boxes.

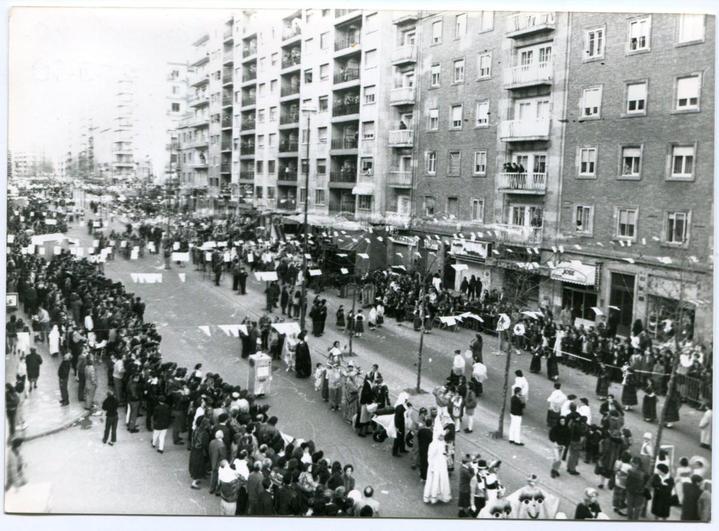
[335,305,346,330]
[423,432,451,504]
[642,381,658,423]
[392,392,410,457]
[649,463,675,520]
[294,332,312,379]
[217,459,240,515]
[341,364,360,425]
[357,375,374,437]
[621,364,638,411]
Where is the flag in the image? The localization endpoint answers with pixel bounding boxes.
[178,273,186,282]
[198,326,211,337]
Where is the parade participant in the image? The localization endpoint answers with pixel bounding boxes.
[336,305,346,330]
[512,370,528,402]
[58,353,72,406]
[549,416,570,478]
[294,332,312,378]
[423,432,451,504]
[508,474,560,519]
[462,387,477,434]
[625,456,649,520]
[508,387,526,446]
[84,356,98,412]
[354,309,365,338]
[152,395,172,454]
[699,406,712,449]
[546,382,566,429]
[101,389,119,446]
[621,364,638,411]
[457,455,474,517]
[649,463,675,520]
[392,392,409,457]
[595,363,611,400]
[681,474,704,521]
[574,487,603,519]
[469,333,483,363]
[25,347,42,391]
[327,362,343,412]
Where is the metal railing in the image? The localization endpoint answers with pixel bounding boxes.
[331,137,358,149]
[333,67,360,84]
[329,170,357,183]
[242,94,256,106]
[497,172,547,192]
[243,70,257,82]
[507,12,556,34]
[220,163,232,173]
[281,54,302,69]
[240,144,255,155]
[242,46,257,58]
[279,141,299,152]
[492,224,543,245]
[239,169,255,180]
[222,96,233,107]
[241,118,256,129]
[387,171,412,186]
[278,170,298,181]
[281,85,300,97]
[282,26,301,41]
[508,61,553,86]
[335,36,361,52]
[280,113,300,124]
[332,102,360,116]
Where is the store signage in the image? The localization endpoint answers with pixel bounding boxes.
[550,261,597,287]
[451,239,489,260]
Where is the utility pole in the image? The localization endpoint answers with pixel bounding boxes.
[298,107,317,333]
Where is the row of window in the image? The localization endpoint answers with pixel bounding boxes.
[248,187,373,211]
[424,150,488,176]
[428,52,494,87]
[577,144,697,180]
[426,101,491,131]
[580,73,704,118]
[574,206,691,245]
[422,196,486,222]
[583,14,706,61]
[428,12,496,45]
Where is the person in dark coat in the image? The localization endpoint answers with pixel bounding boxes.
[246,462,265,514]
[152,395,172,453]
[417,418,433,480]
[280,286,290,315]
[621,366,638,410]
[642,381,658,423]
[681,474,703,521]
[664,388,681,427]
[294,332,312,378]
[310,303,321,337]
[318,300,328,335]
[238,267,248,295]
[392,398,408,457]
[470,333,483,363]
[102,389,120,445]
[574,488,602,519]
[58,353,71,406]
[336,306,346,330]
[595,363,611,399]
[25,348,42,390]
[529,343,543,374]
[649,464,675,520]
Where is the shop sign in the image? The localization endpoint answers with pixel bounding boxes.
[450,239,489,260]
[550,261,598,287]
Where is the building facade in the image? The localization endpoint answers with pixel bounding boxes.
[174,9,714,342]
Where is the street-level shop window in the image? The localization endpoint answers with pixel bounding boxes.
[358,195,372,210]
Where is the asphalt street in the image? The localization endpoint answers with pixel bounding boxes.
[16,213,710,518]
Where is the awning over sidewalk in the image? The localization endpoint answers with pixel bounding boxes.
[550,260,598,287]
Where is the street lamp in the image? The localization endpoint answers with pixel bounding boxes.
[299,105,317,333]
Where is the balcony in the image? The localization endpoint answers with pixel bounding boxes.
[388,129,414,147]
[281,55,301,70]
[190,73,210,87]
[331,137,358,150]
[279,141,299,153]
[282,26,301,42]
[277,169,298,182]
[221,116,233,129]
[507,62,553,88]
[390,86,416,106]
[243,71,257,83]
[332,102,360,117]
[280,85,300,98]
[497,172,547,194]
[188,94,209,107]
[335,37,361,52]
[492,224,543,245]
[277,198,298,211]
[387,170,412,187]
[224,27,233,40]
[242,95,256,107]
[241,118,256,130]
[239,170,255,181]
[240,144,255,155]
[329,170,357,184]
[333,67,360,84]
[507,12,555,38]
[222,96,233,107]
[221,142,232,152]
[223,52,234,66]
[335,9,359,18]
[391,44,418,65]
[220,163,232,173]
[499,119,550,141]
[242,46,257,59]
[193,160,209,169]
[280,113,299,125]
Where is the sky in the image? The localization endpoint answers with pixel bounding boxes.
[8,7,227,173]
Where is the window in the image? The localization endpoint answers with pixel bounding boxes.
[447,197,459,218]
[364,85,376,104]
[677,14,705,44]
[314,189,325,205]
[269,107,278,122]
[304,68,313,83]
[171,102,180,112]
[427,108,439,131]
[424,196,436,216]
[455,14,467,37]
[319,96,329,111]
[366,13,378,32]
[450,105,463,129]
[256,160,264,174]
[257,109,266,123]
[616,208,638,239]
[319,64,329,80]
[270,79,277,93]
[255,186,263,199]
[365,50,377,68]
[626,82,647,114]
[578,147,597,176]
[425,151,437,174]
[430,64,441,87]
[300,129,309,144]
[670,146,695,179]
[300,159,309,175]
[581,86,602,118]
[317,127,328,143]
[401,29,416,46]
[585,27,605,59]
[302,98,312,109]
[268,133,276,147]
[357,195,372,210]
[431,20,442,44]
[475,100,489,127]
[321,9,330,17]
[575,205,594,234]
[628,17,651,52]
[258,58,266,72]
[473,151,487,175]
[675,75,701,110]
[304,38,313,54]
[316,159,327,175]
[271,53,278,66]
[478,11,494,32]
[267,187,275,200]
[362,121,375,140]
[477,53,492,79]
[471,199,484,221]
[665,211,689,244]
[258,83,266,98]
[268,160,276,174]
[453,59,465,83]
[621,146,642,177]
[320,32,329,50]
[361,158,374,176]
[257,135,265,149]
[448,151,461,176]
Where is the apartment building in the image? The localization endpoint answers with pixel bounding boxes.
[555,12,714,341]
[112,78,136,182]
[162,62,189,186]
[175,9,713,341]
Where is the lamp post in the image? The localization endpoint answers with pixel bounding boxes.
[299,106,317,333]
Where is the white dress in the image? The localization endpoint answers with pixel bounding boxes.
[49,326,60,355]
[423,438,451,504]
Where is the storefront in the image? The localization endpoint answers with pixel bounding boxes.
[645,274,700,339]
[609,272,635,337]
[448,239,492,293]
[550,260,601,325]
[387,235,419,269]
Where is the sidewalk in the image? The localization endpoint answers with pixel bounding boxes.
[5,327,106,442]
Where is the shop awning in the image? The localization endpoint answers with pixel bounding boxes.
[550,260,597,287]
[351,183,374,195]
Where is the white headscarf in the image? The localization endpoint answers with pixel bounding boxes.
[395,391,409,408]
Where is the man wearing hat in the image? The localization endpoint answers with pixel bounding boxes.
[458,455,475,517]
